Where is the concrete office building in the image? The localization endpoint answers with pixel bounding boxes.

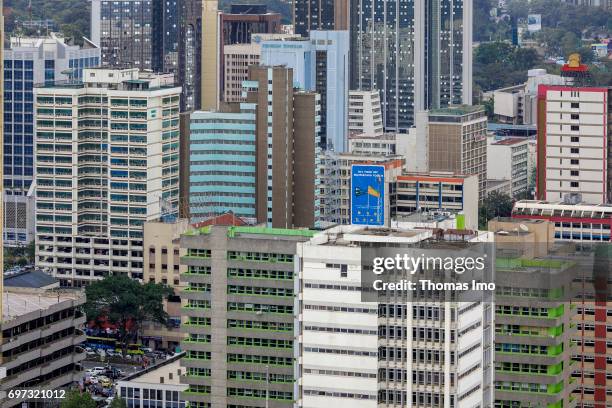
[188,103,257,222]
[489,69,564,125]
[143,218,189,287]
[118,354,188,407]
[350,0,473,131]
[223,43,261,103]
[320,153,404,225]
[293,0,349,36]
[393,172,480,230]
[348,133,397,156]
[34,68,181,287]
[348,90,384,137]
[535,85,611,204]
[427,106,488,202]
[296,225,494,407]
[244,65,322,228]
[260,31,349,151]
[179,225,314,407]
[0,287,86,407]
[3,34,100,246]
[220,5,281,45]
[487,137,531,197]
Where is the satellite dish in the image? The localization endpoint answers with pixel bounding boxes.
[519,224,529,232]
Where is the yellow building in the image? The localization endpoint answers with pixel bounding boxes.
[201,0,219,110]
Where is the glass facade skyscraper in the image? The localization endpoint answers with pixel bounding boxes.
[349,0,473,131]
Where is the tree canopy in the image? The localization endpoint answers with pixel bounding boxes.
[109,397,128,408]
[60,390,96,408]
[479,191,515,228]
[83,275,173,356]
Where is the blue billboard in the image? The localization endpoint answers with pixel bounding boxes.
[351,165,385,226]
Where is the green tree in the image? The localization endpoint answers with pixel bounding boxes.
[479,191,514,228]
[84,275,172,357]
[109,397,128,408]
[60,390,96,408]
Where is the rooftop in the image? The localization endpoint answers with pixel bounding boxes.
[191,212,249,229]
[2,288,83,322]
[491,137,527,146]
[121,356,186,387]
[429,105,484,116]
[4,270,59,289]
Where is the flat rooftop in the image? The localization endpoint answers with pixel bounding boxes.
[492,137,526,146]
[2,289,82,321]
[121,358,186,387]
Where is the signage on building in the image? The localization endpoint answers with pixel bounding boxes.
[351,165,385,226]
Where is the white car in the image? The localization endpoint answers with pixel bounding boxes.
[90,367,106,375]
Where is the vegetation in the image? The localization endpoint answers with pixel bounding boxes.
[60,390,96,408]
[83,275,172,357]
[3,241,35,269]
[479,191,514,228]
[4,0,90,42]
[109,397,128,408]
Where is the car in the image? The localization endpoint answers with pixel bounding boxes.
[98,376,112,388]
[141,347,153,353]
[90,367,106,375]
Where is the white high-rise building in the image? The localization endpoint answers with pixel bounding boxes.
[34,68,181,287]
[536,85,611,204]
[296,225,494,408]
[348,90,384,136]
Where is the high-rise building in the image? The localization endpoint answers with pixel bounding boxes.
[260,31,349,151]
[92,0,158,70]
[0,287,86,407]
[293,0,349,36]
[3,34,100,246]
[179,224,314,408]
[486,137,531,198]
[188,103,257,222]
[223,43,261,103]
[34,68,181,287]
[296,225,494,407]
[535,85,611,204]
[348,90,384,136]
[201,0,220,110]
[178,0,202,112]
[349,0,473,131]
[427,106,488,202]
[1,0,5,324]
[320,153,404,225]
[245,65,322,228]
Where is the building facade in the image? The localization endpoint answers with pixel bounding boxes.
[487,137,531,198]
[245,65,321,228]
[428,106,488,202]
[297,225,494,407]
[293,0,349,36]
[223,43,260,103]
[188,104,257,222]
[348,90,384,136]
[179,225,314,407]
[0,287,86,407]
[3,34,100,246]
[261,31,349,151]
[349,0,473,131]
[393,172,480,230]
[178,0,202,112]
[535,85,611,205]
[34,68,181,287]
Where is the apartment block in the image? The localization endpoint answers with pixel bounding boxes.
[393,172,480,230]
[260,31,349,151]
[3,34,100,246]
[320,153,404,225]
[188,104,257,222]
[536,85,611,204]
[179,225,314,408]
[0,287,86,407]
[428,106,488,202]
[245,65,321,228]
[34,68,181,287]
[348,133,397,156]
[348,90,384,136]
[296,225,494,407]
[487,137,531,197]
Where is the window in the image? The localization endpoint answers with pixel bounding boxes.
[571,136,579,143]
[571,125,579,131]
[571,148,579,154]
[570,182,579,187]
[571,102,579,109]
[570,159,579,165]
[570,170,579,176]
[571,113,579,120]
[340,264,348,278]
